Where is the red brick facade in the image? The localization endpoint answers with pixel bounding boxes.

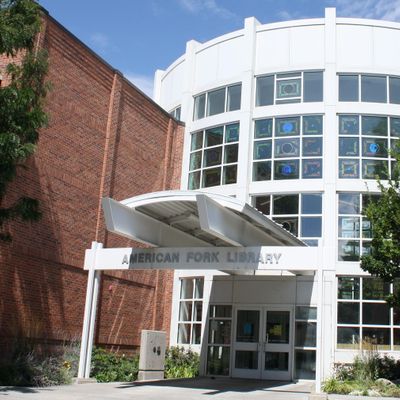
[0,13,183,352]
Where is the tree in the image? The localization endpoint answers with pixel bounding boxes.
[0,0,49,241]
[360,147,400,306]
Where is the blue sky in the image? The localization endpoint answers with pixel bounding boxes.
[38,0,400,97]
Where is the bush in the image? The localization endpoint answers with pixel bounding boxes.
[90,347,138,382]
[164,346,200,379]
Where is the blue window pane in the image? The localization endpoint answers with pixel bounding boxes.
[254,140,272,160]
[303,115,323,135]
[301,194,322,214]
[304,71,323,102]
[390,77,400,104]
[275,117,300,136]
[303,137,322,156]
[253,161,271,181]
[275,138,300,158]
[225,123,239,142]
[338,193,360,214]
[274,160,299,179]
[339,75,359,101]
[391,118,400,137]
[301,217,322,237]
[339,137,359,156]
[339,159,359,179]
[256,75,274,106]
[302,159,322,179]
[362,116,387,136]
[362,160,388,179]
[254,119,272,138]
[361,75,387,103]
[276,79,301,99]
[339,115,359,135]
[361,138,388,157]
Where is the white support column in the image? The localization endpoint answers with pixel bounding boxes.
[78,241,103,379]
[315,268,324,393]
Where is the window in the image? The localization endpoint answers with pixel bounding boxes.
[337,193,377,261]
[256,71,323,106]
[178,278,204,345]
[337,277,400,351]
[338,74,400,104]
[170,106,181,121]
[188,123,239,189]
[207,305,232,375]
[338,115,398,180]
[193,84,241,120]
[295,306,317,379]
[253,115,323,181]
[253,193,322,246]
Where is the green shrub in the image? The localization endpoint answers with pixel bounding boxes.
[90,347,138,382]
[164,346,200,379]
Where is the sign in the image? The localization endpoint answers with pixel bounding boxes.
[84,246,321,271]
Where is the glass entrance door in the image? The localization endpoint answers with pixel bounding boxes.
[232,307,292,380]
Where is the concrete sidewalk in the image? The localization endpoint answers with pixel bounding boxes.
[1,378,398,400]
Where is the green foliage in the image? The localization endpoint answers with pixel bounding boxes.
[90,347,139,383]
[0,0,49,241]
[164,346,200,379]
[0,338,79,387]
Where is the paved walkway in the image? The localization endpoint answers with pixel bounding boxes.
[1,378,399,400]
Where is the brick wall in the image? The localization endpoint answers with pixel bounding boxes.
[0,13,183,353]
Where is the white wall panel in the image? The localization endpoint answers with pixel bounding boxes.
[217,36,245,80]
[373,27,400,70]
[194,45,219,89]
[209,280,233,303]
[160,61,185,109]
[290,26,324,67]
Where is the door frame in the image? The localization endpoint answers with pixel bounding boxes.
[231,304,294,380]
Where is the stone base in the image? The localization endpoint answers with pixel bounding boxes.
[138,370,164,381]
[74,378,97,384]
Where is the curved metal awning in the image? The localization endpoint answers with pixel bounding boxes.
[102,190,305,248]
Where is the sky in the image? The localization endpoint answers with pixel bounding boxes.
[38,0,400,97]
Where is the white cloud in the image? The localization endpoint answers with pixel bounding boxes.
[177,0,237,20]
[335,0,400,21]
[125,73,154,98]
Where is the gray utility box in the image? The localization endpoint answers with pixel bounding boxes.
[138,330,166,381]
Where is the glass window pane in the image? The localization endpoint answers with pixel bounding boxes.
[235,351,258,369]
[276,78,301,100]
[303,137,322,156]
[210,305,232,318]
[205,126,223,147]
[189,151,202,170]
[223,165,237,184]
[209,320,231,344]
[389,77,400,104]
[179,301,192,321]
[193,94,205,120]
[296,306,317,320]
[339,137,359,157]
[303,115,323,135]
[275,117,300,136]
[302,194,322,214]
[225,123,239,143]
[254,119,272,138]
[273,194,299,214]
[362,116,387,136]
[256,75,274,106]
[363,278,390,300]
[180,279,194,299]
[253,161,271,181]
[227,84,241,111]
[178,323,191,344]
[204,147,222,167]
[207,88,225,116]
[295,322,316,347]
[254,195,271,215]
[275,138,300,158]
[338,302,359,324]
[236,310,259,343]
[339,193,360,214]
[203,167,221,187]
[295,350,316,379]
[273,217,298,236]
[304,71,323,102]
[192,324,201,344]
[224,144,238,164]
[266,311,290,344]
[274,160,299,179]
[195,278,204,298]
[338,216,360,238]
[265,352,289,371]
[362,160,388,180]
[254,140,272,160]
[391,117,400,137]
[361,75,387,103]
[339,115,359,135]
[301,217,322,237]
[339,159,359,179]
[339,75,359,101]
[394,330,400,351]
[191,131,203,151]
[362,138,388,157]
[338,277,360,299]
[363,303,390,325]
[302,159,322,179]
[337,327,360,349]
[338,240,360,261]
[303,239,319,247]
[188,171,200,190]
[362,328,390,350]
[207,346,230,375]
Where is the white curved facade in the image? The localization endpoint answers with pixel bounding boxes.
[155,8,400,385]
